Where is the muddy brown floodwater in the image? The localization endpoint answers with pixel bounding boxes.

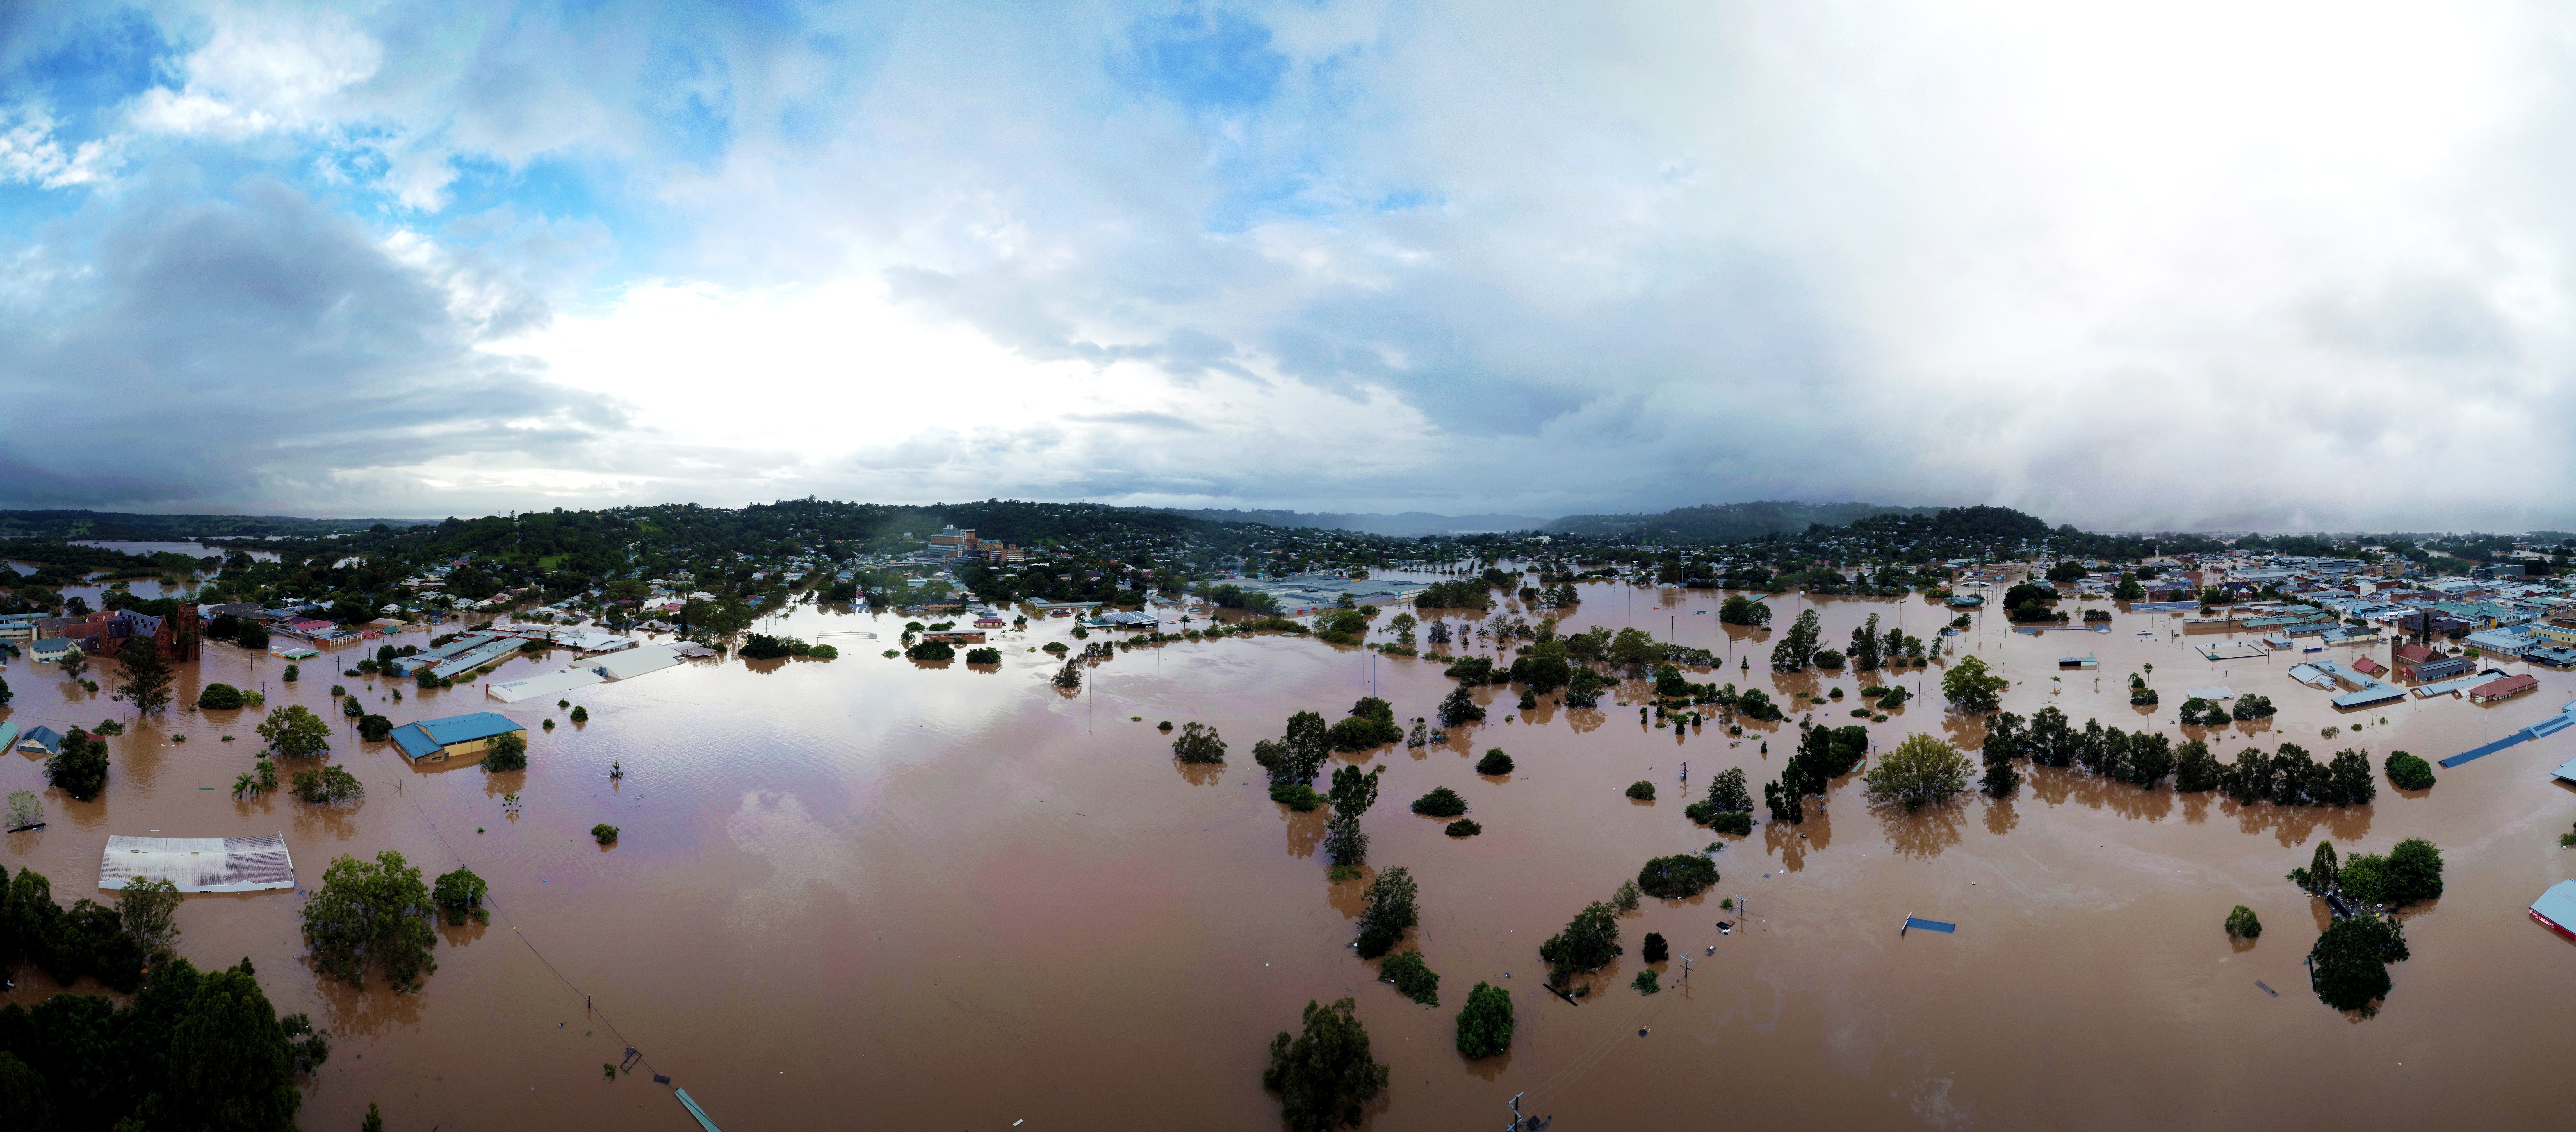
[4,576,2574,1129]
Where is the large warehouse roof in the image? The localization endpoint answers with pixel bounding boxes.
[100,834,295,893]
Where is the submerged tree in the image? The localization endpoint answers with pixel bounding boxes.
[1769,610,1822,672]
[45,729,110,801]
[1539,901,1622,989]
[302,851,438,992]
[1355,866,1420,958]
[1322,765,1385,874]
[1863,733,1973,812]
[1171,722,1227,764]
[1454,981,1514,1058]
[115,641,177,715]
[257,706,332,760]
[1941,655,2008,714]
[1262,998,1390,1132]
[118,876,182,965]
[2310,916,2409,1016]
[1438,684,1486,727]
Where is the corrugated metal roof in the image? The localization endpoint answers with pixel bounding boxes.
[100,834,294,893]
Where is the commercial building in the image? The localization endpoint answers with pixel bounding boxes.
[387,712,528,763]
[2469,673,2538,704]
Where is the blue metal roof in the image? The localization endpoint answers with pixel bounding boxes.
[387,712,523,760]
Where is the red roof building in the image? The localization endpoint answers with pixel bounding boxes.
[2470,673,2537,703]
[2352,655,2386,677]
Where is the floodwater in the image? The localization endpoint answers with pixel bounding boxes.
[3,575,2574,1130]
[13,541,277,606]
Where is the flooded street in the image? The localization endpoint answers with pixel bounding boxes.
[5,578,2573,1129]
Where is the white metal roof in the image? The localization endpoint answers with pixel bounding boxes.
[100,834,295,893]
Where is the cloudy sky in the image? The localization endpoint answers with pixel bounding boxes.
[2,1,2570,531]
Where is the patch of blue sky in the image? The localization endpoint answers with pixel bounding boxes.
[435,153,615,229]
[0,183,91,234]
[638,37,734,170]
[1111,7,1287,111]
[5,8,168,133]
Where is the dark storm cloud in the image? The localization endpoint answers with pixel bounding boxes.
[0,175,619,510]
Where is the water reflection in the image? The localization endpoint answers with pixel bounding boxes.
[1278,806,1324,859]
[1874,796,1967,860]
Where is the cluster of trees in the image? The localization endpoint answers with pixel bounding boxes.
[0,868,183,993]
[1411,579,1494,611]
[2003,581,2067,623]
[1861,734,1974,811]
[1539,897,1624,990]
[1202,584,1285,614]
[43,729,110,801]
[1261,998,1389,1132]
[1845,614,1928,671]
[1770,610,1824,672]
[1717,594,1771,625]
[1171,722,1226,764]
[1685,767,1756,833]
[1636,854,1718,899]
[1254,711,1334,808]
[1975,708,2378,807]
[1328,697,1405,751]
[1763,724,1871,823]
[0,954,326,1130]
[2288,839,2444,1015]
[739,633,833,660]
[301,851,447,993]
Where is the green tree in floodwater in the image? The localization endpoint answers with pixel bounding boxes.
[119,876,182,965]
[1862,733,1974,812]
[1769,610,1821,672]
[1171,721,1226,764]
[1539,901,1622,989]
[1355,867,1419,959]
[1454,982,1514,1058]
[2225,905,2262,940]
[302,851,438,992]
[2310,916,2409,1016]
[115,641,177,715]
[1941,655,2008,714]
[1322,765,1384,874]
[258,705,332,759]
[1262,997,1389,1132]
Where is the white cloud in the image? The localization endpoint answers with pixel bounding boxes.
[0,106,119,188]
[129,8,381,139]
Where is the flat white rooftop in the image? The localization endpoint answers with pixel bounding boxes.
[100,834,295,893]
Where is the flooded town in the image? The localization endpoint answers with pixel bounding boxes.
[2,503,2573,1129]
[10,4,2575,1128]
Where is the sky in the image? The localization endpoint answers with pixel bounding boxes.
[2,1,2573,533]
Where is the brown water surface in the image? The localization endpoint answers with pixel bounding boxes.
[3,578,2572,1129]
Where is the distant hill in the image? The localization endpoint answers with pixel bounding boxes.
[0,509,422,541]
[1159,509,1550,537]
[1547,501,1945,542]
